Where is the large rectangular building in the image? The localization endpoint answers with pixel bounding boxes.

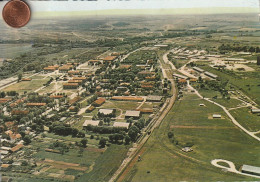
[241,164,260,176]
[63,83,79,89]
[251,109,260,114]
[204,72,218,79]
[193,67,204,73]
[125,110,141,119]
[173,74,188,80]
[147,95,163,102]
[98,109,115,116]
[113,122,130,129]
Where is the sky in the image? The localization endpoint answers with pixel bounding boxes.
[6,0,260,12]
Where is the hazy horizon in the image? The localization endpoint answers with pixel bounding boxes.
[0,0,259,17]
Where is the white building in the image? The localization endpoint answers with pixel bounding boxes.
[213,114,221,118]
[83,120,100,127]
[113,122,130,129]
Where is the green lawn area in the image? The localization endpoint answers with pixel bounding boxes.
[3,79,48,94]
[30,75,46,79]
[78,144,130,182]
[37,82,56,94]
[34,147,100,166]
[198,65,260,106]
[230,107,260,132]
[213,98,243,109]
[141,102,161,109]
[197,88,222,98]
[171,59,190,69]
[124,92,260,181]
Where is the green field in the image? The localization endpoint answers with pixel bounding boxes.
[0,44,33,58]
[123,92,260,181]
[78,145,129,182]
[214,98,244,109]
[3,79,49,94]
[230,107,260,132]
[198,65,260,106]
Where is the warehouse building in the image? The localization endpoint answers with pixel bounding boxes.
[193,67,204,73]
[205,72,218,79]
[125,110,141,119]
[113,122,130,129]
[241,164,260,176]
[147,95,163,102]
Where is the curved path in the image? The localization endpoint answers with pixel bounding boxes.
[187,81,260,142]
[162,50,176,70]
[211,159,260,179]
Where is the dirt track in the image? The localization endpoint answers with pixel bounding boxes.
[170,125,236,129]
[40,159,88,171]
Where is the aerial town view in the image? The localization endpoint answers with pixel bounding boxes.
[0,0,260,181]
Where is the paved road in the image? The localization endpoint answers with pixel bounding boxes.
[162,50,176,70]
[120,47,144,62]
[109,50,177,182]
[178,59,197,79]
[187,81,260,142]
[211,159,260,179]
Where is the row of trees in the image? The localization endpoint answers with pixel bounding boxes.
[85,125,128,134]
[218,44,260,53]
[50,122,85,137]
[0,91,18,98]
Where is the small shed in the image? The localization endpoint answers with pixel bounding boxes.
[181,147,193,152]
[213,114,221,119]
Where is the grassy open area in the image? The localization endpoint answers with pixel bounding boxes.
[3,79,49,94]
[78,144,130,182]
[0,44,33,58]
[198,65,260,106]
[102,100,141,111]
[230,107,260,132]
[123,92,260,181]
[213,98,244,109]
[37,82,56,94]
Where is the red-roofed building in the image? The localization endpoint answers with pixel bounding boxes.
[69,96,82,105]
[72,77,87,81]
[0,98,11,104]
[11,110,29,116]
[119,65,131,70]
[103,56,117,63]
[21,78,32,81]
[111,96,143,102]
[178,79,187,84]
[10,144,24,153]
[59,65,73,73]
[26,103,46,107]
[88,60,101,65]
[92,98,105,107]
[63,83,79,89]
[68,80,82,85]
[68,70,81,75]
[50,95,64,99]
